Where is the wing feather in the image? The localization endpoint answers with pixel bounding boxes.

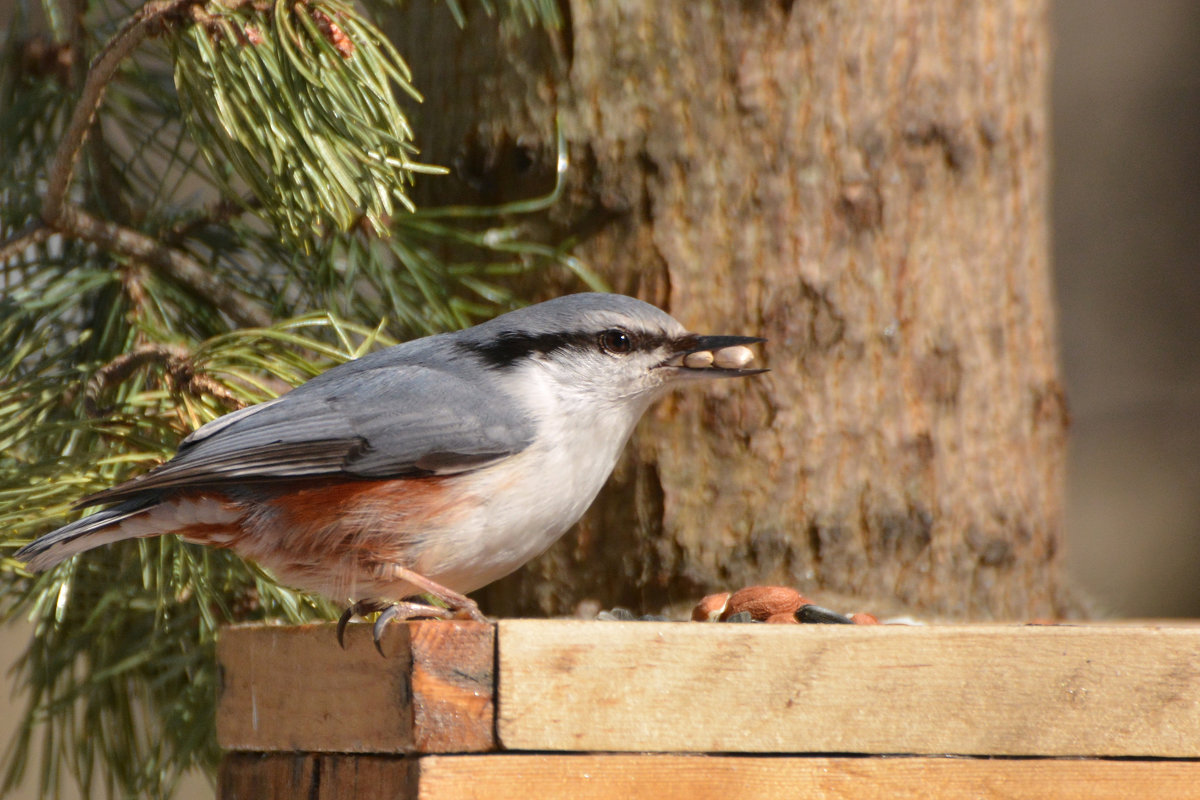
[79,358,534,507]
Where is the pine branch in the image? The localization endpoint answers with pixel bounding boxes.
[57,204,272,327]
[0,0,581,795]
[42,0,195,227]
[162,196,252,244]
[0,316,388,799]
[171,0,447,249]
[0,224,52,263]
[27,0,274,328]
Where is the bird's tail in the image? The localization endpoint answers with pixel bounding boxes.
[14,498,159,572]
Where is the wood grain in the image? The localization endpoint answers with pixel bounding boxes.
[497,621,1200,756]
[219,753,415,800]
[216,620,494,753]
[389,0,1068,623]
[416,755,1200,800]
[218,753,1200,800]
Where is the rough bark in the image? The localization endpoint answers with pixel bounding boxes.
[391,0,1071,619]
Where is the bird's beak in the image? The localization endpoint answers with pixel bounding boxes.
[662,334,768,378]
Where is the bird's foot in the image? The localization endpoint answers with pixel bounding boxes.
[376,563,489,625]
[370,596,488,653]
[338,598,464,653]
[449,597,487,623]
[342,565,489,652]
[370,601,453,654]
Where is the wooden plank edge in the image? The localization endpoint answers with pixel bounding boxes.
[218,752,1200,800]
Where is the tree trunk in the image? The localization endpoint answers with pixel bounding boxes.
[391,0,1072,619]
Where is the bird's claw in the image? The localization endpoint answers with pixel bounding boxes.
[336,606,354,649]
[371,604,402,654]
[337,599,387,649]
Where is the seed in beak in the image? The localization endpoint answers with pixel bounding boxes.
[683,350,715,368]
[713,345,754,369]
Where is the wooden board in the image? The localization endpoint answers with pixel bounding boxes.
[219,753,1200,800]
[219,753,416,800]
[497,621,1200,756]
[216,621,1200,757]
[217,621,494,753]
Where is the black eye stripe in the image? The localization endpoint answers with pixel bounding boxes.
[461,329,675,368]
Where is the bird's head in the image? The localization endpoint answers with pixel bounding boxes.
[457,293,766,413]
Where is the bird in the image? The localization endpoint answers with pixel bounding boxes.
[15,293,766,647]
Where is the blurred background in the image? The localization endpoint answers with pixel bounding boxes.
[1054,0,1200,618]
[2,1,1199,797]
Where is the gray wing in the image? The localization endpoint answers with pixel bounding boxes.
[79,360,535,507]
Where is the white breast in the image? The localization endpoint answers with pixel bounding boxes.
[414,364,654,593]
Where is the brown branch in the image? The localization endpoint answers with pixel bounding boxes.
[85,344,187,417]
[60,204,272,328]
[34,0,273,329]
[36,0,274,329]
[85,343,243,417]
[163,196,255,245]
[42,0,195,227]
[0,224,53,264]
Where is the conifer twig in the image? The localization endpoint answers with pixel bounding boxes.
[42,0,196,227]
[59,204,272,327]
[163,197,254,244]
[0,224,52,263]
[35,0,272,328]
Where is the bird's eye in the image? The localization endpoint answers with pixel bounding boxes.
[599,329,633,355]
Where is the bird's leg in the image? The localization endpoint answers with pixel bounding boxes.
[379,563,487,624]
[338,565,489,653]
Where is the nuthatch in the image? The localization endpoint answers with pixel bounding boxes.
[16,293,765,645]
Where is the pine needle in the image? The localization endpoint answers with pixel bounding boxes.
[0,0,579,796]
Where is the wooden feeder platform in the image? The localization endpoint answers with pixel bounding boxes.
[216,620,1200,799]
